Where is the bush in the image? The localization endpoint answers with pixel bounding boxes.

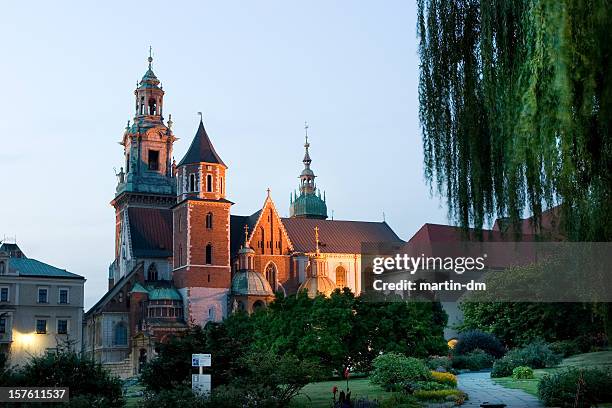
[549,340,580,357]
[380,393,421,408]
[512,366,534,379]
[141,387,208,408]
[413,389,467,402]
[454,330,505,358]
[491,341,561,378]
[452,349,494,371]
[18,350,123,407]
[430,371,457,387]
[370,353,431,391]
[538,368,612,408]
[426,355,453,372]
[405,380,451,392]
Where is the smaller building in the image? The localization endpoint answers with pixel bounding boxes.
[0,242,85,365]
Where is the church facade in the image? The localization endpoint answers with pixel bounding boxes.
[82,57,402,377]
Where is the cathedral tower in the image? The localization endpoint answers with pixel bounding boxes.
[290,124,328,219]
[172,117,232,324]
[110,52,176,284]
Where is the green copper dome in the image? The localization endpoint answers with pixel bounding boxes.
[289,126,328,220]
[231,270,274,296]
[290,192,328,219]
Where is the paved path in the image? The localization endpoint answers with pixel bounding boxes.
[457,372,544,408]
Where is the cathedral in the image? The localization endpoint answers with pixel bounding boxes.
[83,56,402,377]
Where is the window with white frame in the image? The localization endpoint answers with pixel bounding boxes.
[0,287,8,302]
[57,319,68,335]
[36,319,47,334]
[38,288,48,304]
[189,173,197,192]
[58,288,69,304]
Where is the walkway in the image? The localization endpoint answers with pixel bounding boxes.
[457,372,544,408]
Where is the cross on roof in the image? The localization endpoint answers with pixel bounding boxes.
[244,224,249,246]
[314,226,320,254]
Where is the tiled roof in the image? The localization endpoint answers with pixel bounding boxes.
[230,212,261,256]
[178,120,226,167]
[8,258,83,279]
[147,285,182,301]
[281,218,403,253]
[128,207,173,258]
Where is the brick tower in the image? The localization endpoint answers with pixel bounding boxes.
[110,52,177,284]
[172,117,232,324]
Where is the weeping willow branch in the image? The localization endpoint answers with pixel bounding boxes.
[418,0,612,241]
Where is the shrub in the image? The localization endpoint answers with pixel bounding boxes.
[454,330,505,358]
[426,355,453,372]
[380,393,421,408]
[519,340,562,368]
[430,371,457,387]
[18,350,123,407]
[538,367,612,408]
[405,380,451,392]
[140,387,208,408]
[491,341,561,378]
[452,349,494,371]
[512,366,534,379]
[413,389,467,402]
[370,353,431,391]
[549,340,580,357]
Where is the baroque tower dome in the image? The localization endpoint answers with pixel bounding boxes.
[289,123,328,219]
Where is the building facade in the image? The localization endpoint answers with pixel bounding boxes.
[83,56,403,377]
[0,242,85,366]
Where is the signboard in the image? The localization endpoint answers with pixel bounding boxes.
[191,353,211,367]
[191,374,211,396]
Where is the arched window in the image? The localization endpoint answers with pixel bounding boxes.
[189,174,196,192]
[335,266,347,288]
[253,300,265,310]
[139,97,145,114]
[114,322,128,346]
[220,176,224,195]
[205,244,212,265]
[205,212,213,229]
[148,98,157,115]
[265,263,277,291]
[178,244,183,266]
[206,174,213,192]
[148,263,158,281]
[0,262,5,275]
[208,306,216,321]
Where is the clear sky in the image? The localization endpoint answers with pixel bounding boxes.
[0,1,448,308]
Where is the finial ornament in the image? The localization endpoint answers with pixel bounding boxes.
[266,187,271,197]
[244,224,249,247]
[304,121,309,146]
[148,46,153,68]
[197,111,203,122]
[314,226,320,254]
[167,114,173,129]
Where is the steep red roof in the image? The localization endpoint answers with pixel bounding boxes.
[128,207,173,258]
[281,218,403,253]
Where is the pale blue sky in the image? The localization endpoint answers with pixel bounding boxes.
[0,1,448,308]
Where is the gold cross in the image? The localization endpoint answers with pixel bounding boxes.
[244,224,249,246]
[314,226,320,254]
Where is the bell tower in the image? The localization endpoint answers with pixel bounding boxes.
[110,51,177,284]
[172,116,232,324]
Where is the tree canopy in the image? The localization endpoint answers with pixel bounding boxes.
[417,0,612,240]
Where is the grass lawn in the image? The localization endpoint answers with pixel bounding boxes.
[492,350,612,398]
[292,378,394,407]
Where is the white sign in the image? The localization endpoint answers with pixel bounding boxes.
[192,374,211,396]
[192,353,211,367]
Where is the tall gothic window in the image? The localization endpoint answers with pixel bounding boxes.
[206,174,213,192]
[335,266,347,288]
[148,263,158,281]
[205,244,212,265]
[148,98,157,115]
[114,322,128,346]
[139,97,145,114]
[0,262,5,275]
[205,212,213,229]
[148,150,159,171]
[265,263,277,291]
[189,174,196,192]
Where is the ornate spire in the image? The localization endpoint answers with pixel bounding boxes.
[148,46,153,69]
[314,226,320,255]
[244,224,249,247]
